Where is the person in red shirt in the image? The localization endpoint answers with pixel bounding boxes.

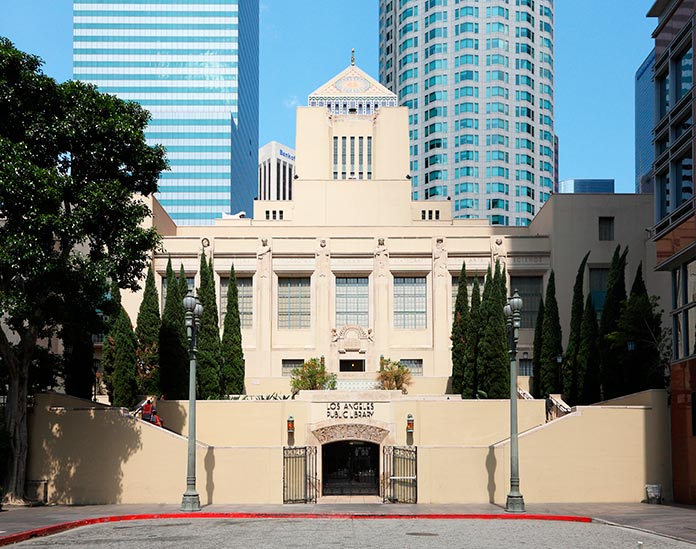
[151,408,163,428]
[142,400,152,422]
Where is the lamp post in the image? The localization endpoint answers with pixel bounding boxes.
[181,291,203,512]
[504,289,525,513]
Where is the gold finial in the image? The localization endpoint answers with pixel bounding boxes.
[351,48,355,66]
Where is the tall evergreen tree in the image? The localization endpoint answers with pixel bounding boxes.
[600,245,629,400]
[617,263,664,394]
[450,262,469,395]
[111,306,138,408]
[463,277,482,398]
[221,264,246,395]
[158,258,188,399]
[531,297,545,398]
[579,295,601,404]
[477,266,509,398]
[135,264,160,395]
[539,270,563,396]
[196,252,223,399]
[563,251,590,406]
[100,283,122,403]
[178,263,189,301]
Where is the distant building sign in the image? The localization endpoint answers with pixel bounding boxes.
[280,150,295,161]
[326,401,375,419]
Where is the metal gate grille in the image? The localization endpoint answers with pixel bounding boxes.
[283,446,317,503]
[382,445,417,503]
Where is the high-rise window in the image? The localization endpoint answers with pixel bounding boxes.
[278,277,311,329]
[394,276,427,328]
[336,277,369,327]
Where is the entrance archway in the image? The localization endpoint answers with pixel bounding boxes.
[322,440,379,496]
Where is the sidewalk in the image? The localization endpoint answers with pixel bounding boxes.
[1,502,695,546]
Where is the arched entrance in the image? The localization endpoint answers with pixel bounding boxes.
[322,440,379,496]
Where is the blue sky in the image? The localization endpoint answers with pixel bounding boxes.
[0,0,655,193]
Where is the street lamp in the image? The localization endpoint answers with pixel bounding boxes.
[181,290,203,512]
[504,289,525,513]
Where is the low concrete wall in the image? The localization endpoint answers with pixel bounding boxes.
[27,390,671,505]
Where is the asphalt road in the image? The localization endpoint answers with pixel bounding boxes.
[8,518,695,548]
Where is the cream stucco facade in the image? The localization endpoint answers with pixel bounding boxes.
[43,65,673,507]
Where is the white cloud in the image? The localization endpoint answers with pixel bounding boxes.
[283,96,299,110]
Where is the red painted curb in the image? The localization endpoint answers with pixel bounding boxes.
[0,512,592,546]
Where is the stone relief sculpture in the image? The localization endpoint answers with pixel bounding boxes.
[491,237,507,268]
[375,237,389,276]
[433,237,447,277]
[316,238,330,277]
[257,238,271,278]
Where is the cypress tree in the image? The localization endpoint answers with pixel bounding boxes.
[111,306,138,408]
[135,264,160,395]
[221,264,246,395]
[463,277,482,398]
[158,258,188,399]
[101,283,122,403]
[531,297,545,398]
[579,295,601,404]
[600,245,629,400]
[450,262,469,395]
[178,263,189,301]
[539,270,563,396]
[618,263,664,394]
[563,251,590,406]
[478,266,509,398]
[196,251,223,399]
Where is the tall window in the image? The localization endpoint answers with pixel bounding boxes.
[394,276,427,328]
[220,277,253,328]
[161,275,194,310]
[598,217,614,241]
[509,276,542,328]
[589,267,609,315]
[278,277,311,329]
[677,46,693,101]
[335,277,369,327]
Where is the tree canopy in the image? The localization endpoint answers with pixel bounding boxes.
[0,39,166,500]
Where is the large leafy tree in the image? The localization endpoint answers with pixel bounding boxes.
[600,245,629,400]
[450,262,469,395]
[196,252,223,399]
[135,264,160,395]
[0,39,165,500]
[563,252,590,406]
[539,270,563,397]
[158,259,188,400]
[221,264,245,395]
[478,264,509,398]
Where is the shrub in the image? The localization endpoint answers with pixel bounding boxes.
[377,359,413,394]
[290,358,337,393]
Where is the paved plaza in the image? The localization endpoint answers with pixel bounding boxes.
[1,503,696,547]
[3,517,694,548]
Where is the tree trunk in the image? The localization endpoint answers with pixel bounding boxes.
[1,326,37,503]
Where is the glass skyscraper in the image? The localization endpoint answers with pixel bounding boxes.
[635,49,655,194]
[73,0,258,225]
[378,0,555,225]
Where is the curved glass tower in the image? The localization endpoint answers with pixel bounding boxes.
[379,0,555,225]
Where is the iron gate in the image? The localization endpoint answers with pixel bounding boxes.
[283,446,318,503]
[382,445,417,503]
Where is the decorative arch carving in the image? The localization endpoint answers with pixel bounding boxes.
[313,423,389,445]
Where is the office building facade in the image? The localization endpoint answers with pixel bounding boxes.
[636,49,656,194]
[558,179,615,194]
[258,141,295,202]
[648,0,696,505]
[73,0,259,225]
[378,0,556,225]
